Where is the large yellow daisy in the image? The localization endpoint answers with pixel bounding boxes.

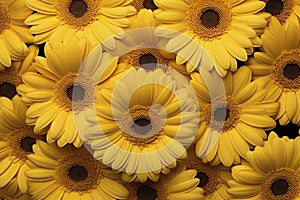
[184,145,232,199]
[153,0,268,76]
[227,132,300,199]
[25,0,136,49]
[192,66,278,167]
[25,141,129,200]
[124,168,204,200]
[0,96,45,194]
[0,45,38,100]
[0,0,32,70]
[82,68,199,183]
[247,17,300,128]
[17,31,122,147]
[262,0,300,24]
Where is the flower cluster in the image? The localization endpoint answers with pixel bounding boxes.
[0,0,300,199]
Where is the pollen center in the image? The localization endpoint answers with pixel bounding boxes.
[0,82,17,99]
[137,185,158,200]
[69,0,88,17]
[139,54,158,71]
[283,64,300,80]
[132,118,153,135]
[200,9,220,28]
[68,165,88,182]
[20,136,36,153]
[0,1,10,34]
[66,85,85,101]
[143,0,158,11]
[265,0,284,15]
[213,107,230,122]
[270,178,289,196]
[196,171,209,188]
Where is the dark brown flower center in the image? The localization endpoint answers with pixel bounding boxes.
[213,107,230,122]
[139,54,158,71]
[143,0,158,11]
[68,165,88,182]
[0,82,17,99]
[196,171,209,188]
[271,178,289,196]
[284,63,300,80]
[132,118,153,135]
[137,185,158,200]
[69,0,88,18]
[20,136,36,153]
[265,0,284,15]
[66,85,85,101]
[200,9,220,28]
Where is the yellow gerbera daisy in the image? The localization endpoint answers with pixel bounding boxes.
[262,0,300,24]
[125,168,204,200]
[228,132,300,199]
[0,0,32,70]
[25,0,136,49]
[192,66,278,167]
[184,145,232,199]
[153,0,269,76]
[0,96,45,194]
[248,17,300,129]
[17,32,122,147]
[0,45,38,100]
[82,68,199,183]
[25,141,129,200]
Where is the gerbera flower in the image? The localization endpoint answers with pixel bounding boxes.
[0,0,32,70]
[25,141,129,200]
[125,168,204,200]
[82,68,199,182]
[0,96,45,193]
[25,0,136,49]
[153,0,268,76]
[17,31,122,147]
[192,66,278,167]
[184,145,232,199]
[248,17,300,128]
[227,132,300,199]
[0,45,38,100]
[262,0,300,24]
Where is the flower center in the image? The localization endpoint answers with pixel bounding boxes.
[20,136,36,153]
[143,0,158,11]
[0,1,10,34]
[56,150,102,193]
[139,54,158,71]
[131,0,158,11]
[260,168,300,200]
[0,82,17,99]
[203,96,240,132]
[7,127,45,161]
[263,0,294,24]
[54,73,95,112]
[68,165,88,182]
[57,0,98,29]
[270,178,289,196]
[186,0,232,40]
[200,9,220,29]
[69,0,88,18]
[137,185,158,200]
[265,0,284,15]
[119,105,164,148]
[283,64,300,80]
[272,49,300,91]
[196,171,209,188]
[132,118,153,135]
[120,48,168,72]
[66,85,85,101]
[0,69,22,99]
